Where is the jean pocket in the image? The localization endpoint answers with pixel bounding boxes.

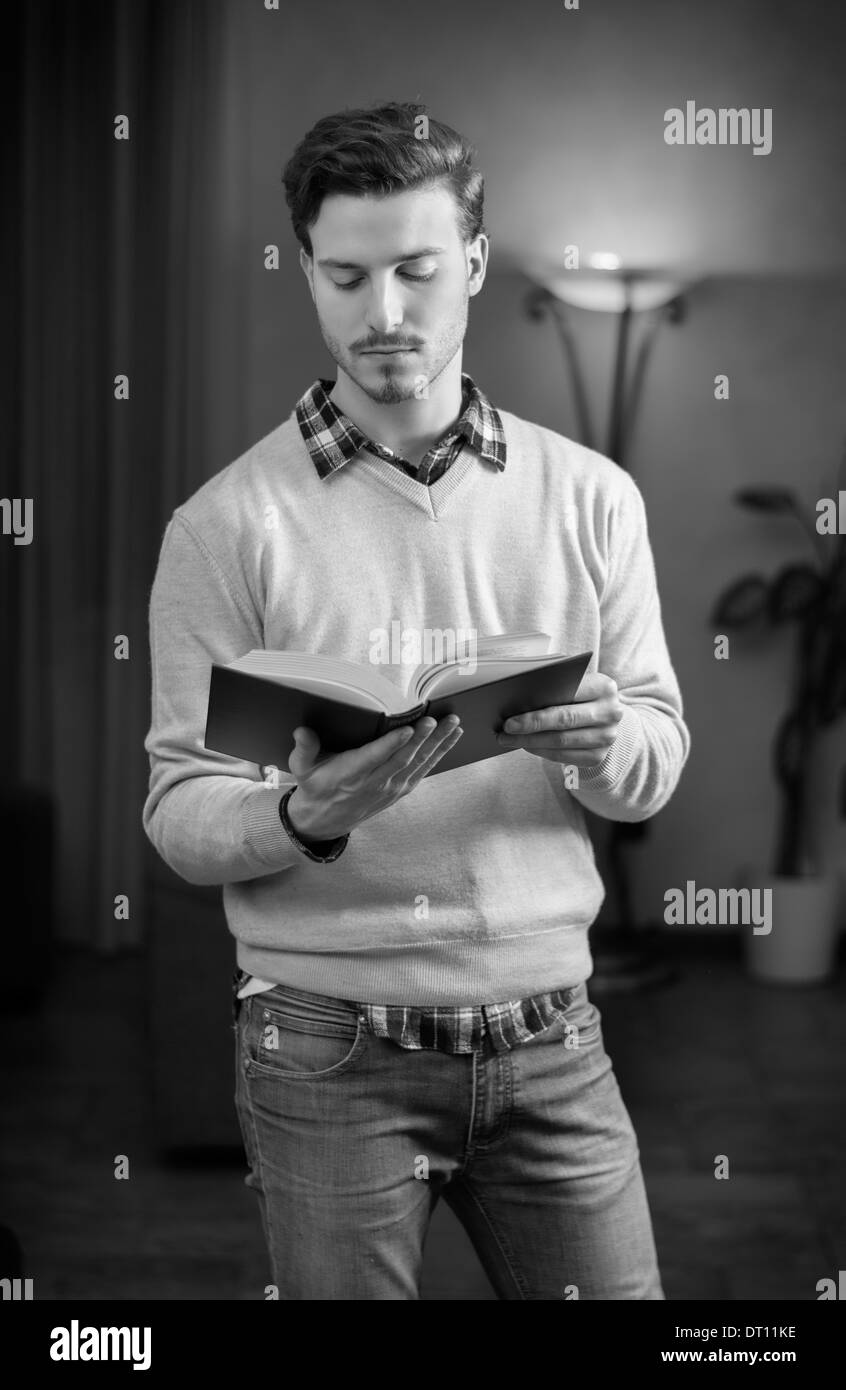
[242,988,368,1080]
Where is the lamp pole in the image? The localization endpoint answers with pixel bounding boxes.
[606,278,633,463]
[525,269,687,991]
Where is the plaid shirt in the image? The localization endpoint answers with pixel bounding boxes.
[251,372,576,1053]
[235,972,581,1055]
[294,372,507,485]
[357,987,580,1054]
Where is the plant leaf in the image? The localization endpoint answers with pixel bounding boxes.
[734,487,798,514]
[712,575,771,627]
[768,564,824,621]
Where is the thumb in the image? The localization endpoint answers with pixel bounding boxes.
[287,726,322,779]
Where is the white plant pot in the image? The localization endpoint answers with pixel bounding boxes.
[744,874,840,985]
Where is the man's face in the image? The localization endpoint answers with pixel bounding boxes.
[300,184,487,404]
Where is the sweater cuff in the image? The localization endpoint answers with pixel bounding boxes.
[573,704,642,790]
[278,785,349,862]
[241,784,305,872]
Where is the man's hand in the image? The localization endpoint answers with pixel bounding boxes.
[284,715,464,842]
[494,672,624,766]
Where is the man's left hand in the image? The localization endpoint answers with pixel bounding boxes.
[495,672,624,766]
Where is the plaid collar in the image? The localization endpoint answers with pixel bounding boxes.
[294,372,507,480]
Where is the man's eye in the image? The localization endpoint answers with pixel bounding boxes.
[333,272,436,291]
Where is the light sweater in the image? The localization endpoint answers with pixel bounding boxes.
[142,404,690,1005]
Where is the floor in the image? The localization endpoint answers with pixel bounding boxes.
[1,936,844,1300]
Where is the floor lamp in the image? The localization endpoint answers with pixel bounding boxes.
[525,262,689,991]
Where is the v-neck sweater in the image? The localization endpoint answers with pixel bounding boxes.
[142,406,691,1005]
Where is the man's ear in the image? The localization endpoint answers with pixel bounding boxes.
[466,233,489,298]
[299,246,315,301]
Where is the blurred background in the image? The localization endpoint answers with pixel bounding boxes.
[2,0,845,1300]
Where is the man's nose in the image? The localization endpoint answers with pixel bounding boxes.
[364,279,404,334]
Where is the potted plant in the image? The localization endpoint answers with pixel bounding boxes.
[712,447,846,983]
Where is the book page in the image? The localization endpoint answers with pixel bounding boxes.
[411,632,552,700]
[417,650,570,701]
[225,650,408,714]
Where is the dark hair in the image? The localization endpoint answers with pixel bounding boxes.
[282,101,485,257]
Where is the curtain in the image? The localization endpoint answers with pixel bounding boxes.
[5,0,250,949]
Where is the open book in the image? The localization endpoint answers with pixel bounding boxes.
[204,632,593,778]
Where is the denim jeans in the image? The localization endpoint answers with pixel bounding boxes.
[232,972,664,1300]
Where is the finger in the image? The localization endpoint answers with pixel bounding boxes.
[287,726,322,777]
[501,671,620,734]
[395,715,461,773]
[383,716,440,773]
[329,722,424,779]
[497,728,611,750]
[408,722,464,780]
[502,700,621,736]
[501,704,592,735]
[569,672,618,703]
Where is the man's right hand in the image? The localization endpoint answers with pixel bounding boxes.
[284,715,464,842]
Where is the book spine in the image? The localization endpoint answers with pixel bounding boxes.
[380,702,428,732]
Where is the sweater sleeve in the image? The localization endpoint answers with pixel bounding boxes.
[142,513,304,885]
[567,472,691,822]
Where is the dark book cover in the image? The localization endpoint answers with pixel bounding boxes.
[204,650,593,778]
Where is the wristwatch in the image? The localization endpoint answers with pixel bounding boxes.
[278,784,349,863]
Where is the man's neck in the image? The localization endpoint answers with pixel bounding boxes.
[329,357,464,467]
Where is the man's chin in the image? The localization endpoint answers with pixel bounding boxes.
[370,382,417,404]
[349,367,424,405]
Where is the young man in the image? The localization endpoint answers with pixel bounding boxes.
[143,102,690,1300]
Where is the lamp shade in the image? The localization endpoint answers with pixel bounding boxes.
[531,269,688,313]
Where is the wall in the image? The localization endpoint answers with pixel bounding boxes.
[199,0,846,922]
